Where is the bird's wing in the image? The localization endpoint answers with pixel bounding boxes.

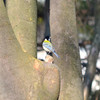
[43,42,53,51]
[43,43,60,58]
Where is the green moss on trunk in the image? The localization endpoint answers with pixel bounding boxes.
[7,0,37,57]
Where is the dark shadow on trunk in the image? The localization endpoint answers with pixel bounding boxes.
[3,0,6,6]
[44,0,50,38]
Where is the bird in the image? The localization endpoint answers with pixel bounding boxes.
[42,37,59,58]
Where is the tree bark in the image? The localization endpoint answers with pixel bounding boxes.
[7,0,37,57]
[50,0,83,100]
[0,0,60,100]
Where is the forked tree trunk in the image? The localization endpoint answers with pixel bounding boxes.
[0,0,60,100]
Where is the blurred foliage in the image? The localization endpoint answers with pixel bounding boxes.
[76,0,95,42]
[37,1,45,24]
[38,17,43,25]
[80,1,88,9]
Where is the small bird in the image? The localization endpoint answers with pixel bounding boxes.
[42,37,59,58]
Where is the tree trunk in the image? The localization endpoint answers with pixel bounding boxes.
[7,0,37,57]
[0,0,60,100]
[50,0,83,100]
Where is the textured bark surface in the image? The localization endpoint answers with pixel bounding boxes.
[7,0,37,57]
[84,1,100,100]
[0,0,60,100]
[50,0,83,100]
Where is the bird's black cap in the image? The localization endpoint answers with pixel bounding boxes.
[45,36,51,41]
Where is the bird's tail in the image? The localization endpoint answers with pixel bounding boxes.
[53,51,60,58]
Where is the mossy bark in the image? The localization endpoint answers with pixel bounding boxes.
[7,0,37,57]
[0,0,60,100]
[50,0,83,100]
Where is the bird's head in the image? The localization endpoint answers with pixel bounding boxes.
[45,36,51,41]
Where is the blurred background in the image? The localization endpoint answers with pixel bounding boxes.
[37,0,100,100]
